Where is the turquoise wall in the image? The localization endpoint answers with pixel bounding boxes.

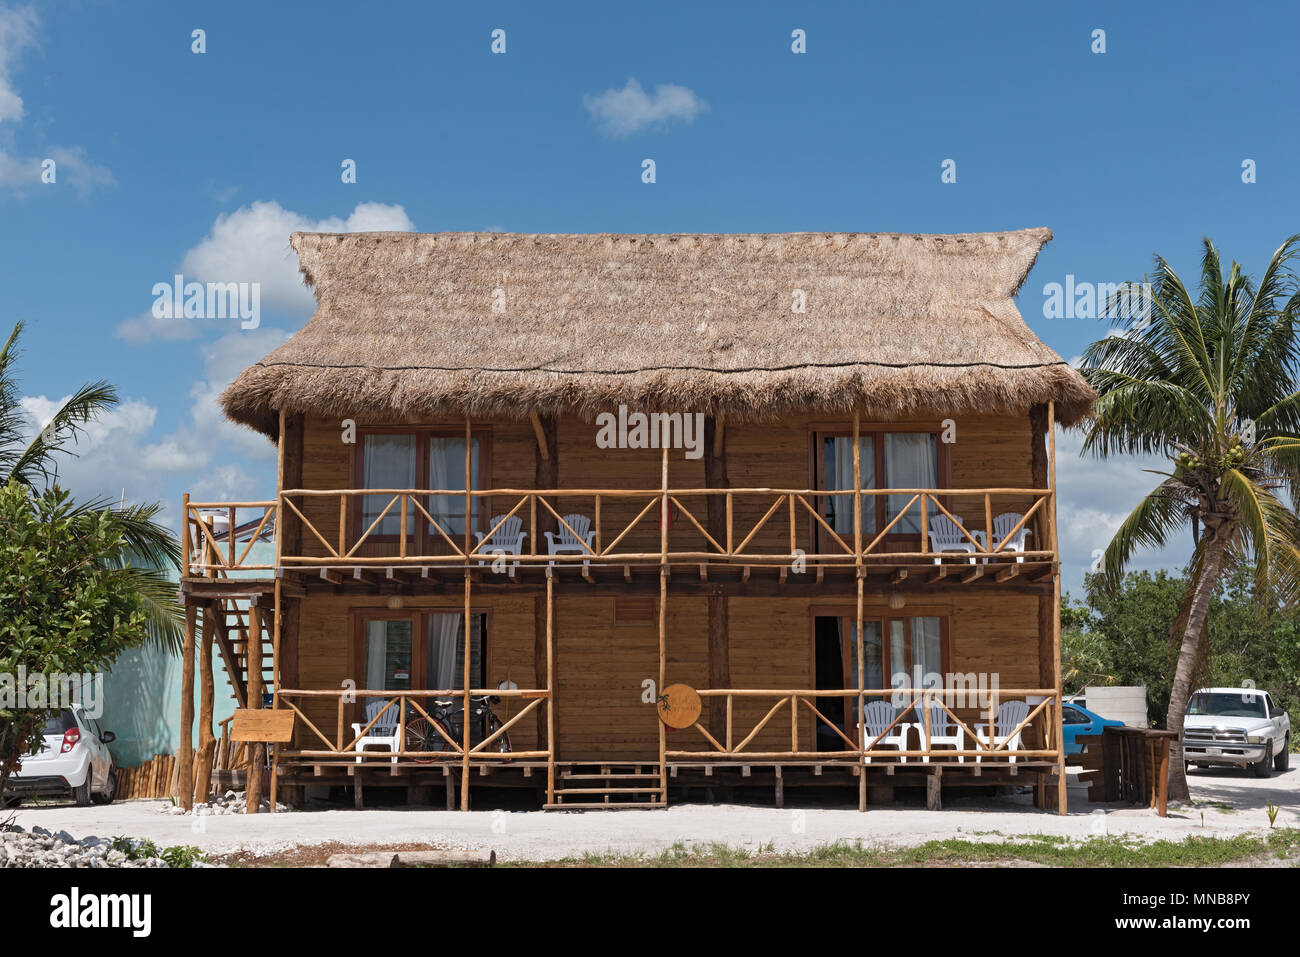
[98,542,272,767]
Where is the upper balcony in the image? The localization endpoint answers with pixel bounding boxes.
[181,484,1058,588]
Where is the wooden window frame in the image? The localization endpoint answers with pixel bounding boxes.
[808,423,950,553]
[809,605,952,739]
[350,607,493,726]
[348,426,494,551]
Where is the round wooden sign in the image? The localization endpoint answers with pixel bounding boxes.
[658,683,702,729]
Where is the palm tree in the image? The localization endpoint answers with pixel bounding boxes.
[0,321,183,651]
[1078,235,1300,801]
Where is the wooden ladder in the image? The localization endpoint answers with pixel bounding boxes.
[210,597,274,707]
[544,762,666,810]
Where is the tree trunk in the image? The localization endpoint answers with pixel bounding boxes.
[1164,529,1227,803]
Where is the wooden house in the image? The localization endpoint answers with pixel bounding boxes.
[175,228,1095,813]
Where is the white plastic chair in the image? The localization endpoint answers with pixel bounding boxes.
[351,699,401,764]
[914,696,966,763]
[545,513,596,567]
[990,512,1032,563]
[860,700,910,764]
[974,700,1031,764]
[927,514,987,565]
[474,514,527,571]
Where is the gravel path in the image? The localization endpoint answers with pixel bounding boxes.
[8,765,1296,862]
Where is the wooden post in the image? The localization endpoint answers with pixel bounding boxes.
[659,439,669,804]
[464,419,472,556]
[461,570,472,811]
[852,413,862,565]
[534,413,558,749]
[178,601,197,811]
[181,493,191,577]
[269,579,282,813]
[1030,404,1053,689]
[194,603,216,804]
[1048,401,1067,815]
[704,416,731,738]
[658,565,668,804]
[280,413,304,560]
[854,413,867,812]
[245,602,264,814]
[857,575,866,811]
[546,572,556,806]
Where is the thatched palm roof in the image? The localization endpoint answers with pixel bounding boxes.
[222,228,1094,437]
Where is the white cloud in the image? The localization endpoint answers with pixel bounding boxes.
[17,394,203,523]
[0,5,114,196]
[187,327,291,461]
[177,200,414,316]
[583,77,708,138]
[116,200,415,344]
[1054,426,1190,591]
[0,3,37,124]
[114,309,202,346]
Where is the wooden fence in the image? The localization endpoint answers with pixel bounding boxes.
[117,754,179,800]
[116,718,249,801]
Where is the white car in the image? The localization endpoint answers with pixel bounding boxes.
[1183,687,1291,777]
[1,706,118,807]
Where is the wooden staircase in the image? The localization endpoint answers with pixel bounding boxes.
[208,597,274,707]
[544,762,666,810]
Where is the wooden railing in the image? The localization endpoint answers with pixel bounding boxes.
[664,688,1063,762]
[271,688,552,762]
[182,496,277,575]
[247,486,1054,572]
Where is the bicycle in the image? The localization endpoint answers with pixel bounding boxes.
[404,694,511,762]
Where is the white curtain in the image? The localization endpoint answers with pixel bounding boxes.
[827,437,876,534]
[841,619,883,721]
[426,613,462,690]
[884,433,936,533]
[429,438,479,537]
[362,435,416,536]
[364,621,388,690]
[911,616,942,675]
[364,619,412,691]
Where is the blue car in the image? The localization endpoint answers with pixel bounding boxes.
[1061,703,1125,755]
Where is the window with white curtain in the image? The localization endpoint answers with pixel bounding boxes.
[428,438,480,538]
[356,432,485,542]
[884,433,937,533]
[824,437,876,534]
[363,618,414,691]
[361,434,416,536]
[425,612,484,690]
[820,430,939,538]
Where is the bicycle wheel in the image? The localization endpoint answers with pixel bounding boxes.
[405,717,455,763]
[485,714,512,760]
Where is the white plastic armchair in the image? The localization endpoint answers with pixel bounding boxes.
[474,514,527,571]
[974,700,1031,764]
[351,699,402,764]
[544,513,596,567]
[914,695,966,763]
[860,700,910,764]
[990,512,1032,563]
[927,514,987,565]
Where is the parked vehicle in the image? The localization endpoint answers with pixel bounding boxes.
[0,706,118,807]
[1060,703,1124,755]
[1183,687,1291,777]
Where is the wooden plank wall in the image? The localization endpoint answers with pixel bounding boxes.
[293,411,1038,562]
[289,590,1039,760]
[286,409,1044,761]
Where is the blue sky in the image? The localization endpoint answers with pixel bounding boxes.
[1,0,1297,590]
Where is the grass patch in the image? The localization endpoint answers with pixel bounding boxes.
[506,828,1300,868]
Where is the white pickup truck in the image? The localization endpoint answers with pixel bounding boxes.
[1183,687,1291,777]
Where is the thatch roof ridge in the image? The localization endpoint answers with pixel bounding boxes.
[221,227,1094,437]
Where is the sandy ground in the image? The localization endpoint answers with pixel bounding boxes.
[7,764,1297,862]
